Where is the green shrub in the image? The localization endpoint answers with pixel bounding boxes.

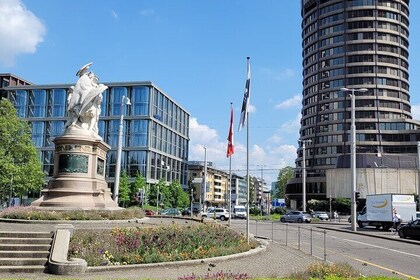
[271,207,286,215]
[249,206,260,215]
[288,262,360,279]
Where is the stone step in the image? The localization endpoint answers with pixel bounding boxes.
[0,237,52,245]
[0,251,50,258]
[0,265,46,273]
[0,257,48,266]
[0,231,53,239]
[0,244,51,251]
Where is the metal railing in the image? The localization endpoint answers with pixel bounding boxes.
[253,220,327,261]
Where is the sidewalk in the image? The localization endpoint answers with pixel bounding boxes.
[0,219,320,279]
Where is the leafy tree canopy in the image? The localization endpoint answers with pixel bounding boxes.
[0,99,44,200]
[118,169,131,207]
[274,166,294,199]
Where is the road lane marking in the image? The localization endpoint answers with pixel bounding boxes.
[272,236,419,279]
[339,238,420,259]
[304,237,419,279]
[342,254,420,280]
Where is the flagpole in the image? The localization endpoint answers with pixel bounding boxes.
[238,56,251,244]
[246,109,250,244]
[228,103,233,227]
[245,57,250,244]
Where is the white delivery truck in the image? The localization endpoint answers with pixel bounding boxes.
[233,205,247,219]
[357,194,416,230]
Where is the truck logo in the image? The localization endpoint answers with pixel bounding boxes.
[372,199,388,208]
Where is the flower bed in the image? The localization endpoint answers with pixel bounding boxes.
[0,206,143,220]
[68,223,258,266]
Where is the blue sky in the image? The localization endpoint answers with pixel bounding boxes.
[1,0,420,186]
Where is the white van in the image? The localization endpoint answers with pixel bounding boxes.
[233,205,247,219]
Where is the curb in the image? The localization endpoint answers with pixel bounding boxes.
[315,225,420,245]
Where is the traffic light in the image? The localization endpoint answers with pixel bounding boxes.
[355,192,360,202]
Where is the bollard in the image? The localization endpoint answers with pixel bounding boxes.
[286,224,288,246]
[271,221,274,242]
[310,227,313,256]
[323,230,327,261]
[298,226,301,251]
[256,219,258,237]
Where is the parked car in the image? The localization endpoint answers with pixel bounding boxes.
[280,211,312,223]
[161,208,181,216]
[144,209,155,216]
[200,208,230,221]
[398,219,420,239]
[181,208,192,216]
[313,211,329,221]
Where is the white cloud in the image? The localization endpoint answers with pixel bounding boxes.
[411,104,420,120]
[188,117,297,186]
[248,104,257,113]
[111,10,118,19]
[261,68,295,81]
[0,0,46,66]
[275,95,302,109]
[281,113,302,133]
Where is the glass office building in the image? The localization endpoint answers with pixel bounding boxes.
[287,0,420,205]
[4,80,190,191]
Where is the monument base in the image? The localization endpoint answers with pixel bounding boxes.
[32,130,121,210]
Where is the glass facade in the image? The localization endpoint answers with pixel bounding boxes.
[288,0,420,203]
[6,82,190,190]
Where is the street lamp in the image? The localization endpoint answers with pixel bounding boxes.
[202,145,207,211]
[113,95,131,203]
[298,139,311,212]
[341,87,368,232]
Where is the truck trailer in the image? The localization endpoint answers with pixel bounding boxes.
[357,194,416,230]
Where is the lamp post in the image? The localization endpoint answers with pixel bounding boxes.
[190,188,194,217]
[257,164,267,214]
[203,145,207,211]
[299,139,311,212]
[341,87,367,231]
[113,95,131,203]
[417,142,420,206]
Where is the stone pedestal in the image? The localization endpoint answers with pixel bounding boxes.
[32,130,120,210]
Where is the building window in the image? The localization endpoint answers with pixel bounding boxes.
[47,89,67,117]
[14,90,27,117]
[110,87,128,116]
[28,90,46,118]
[128,151,147,177]
[131,120,148,147]
[132,86,149,116]
[31,121,45,147]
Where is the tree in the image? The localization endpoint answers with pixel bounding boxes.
[0,99,44,204]
[249,176,255,205]
[131,171,147,206]
[274,166,294,199]
[118,170,130,207]
[168,181,189,209]
[333,197,351,214]
[149,179,170,208]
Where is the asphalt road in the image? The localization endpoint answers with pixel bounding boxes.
[227,219,420,279]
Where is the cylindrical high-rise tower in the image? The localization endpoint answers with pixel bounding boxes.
[287,0,420,206]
